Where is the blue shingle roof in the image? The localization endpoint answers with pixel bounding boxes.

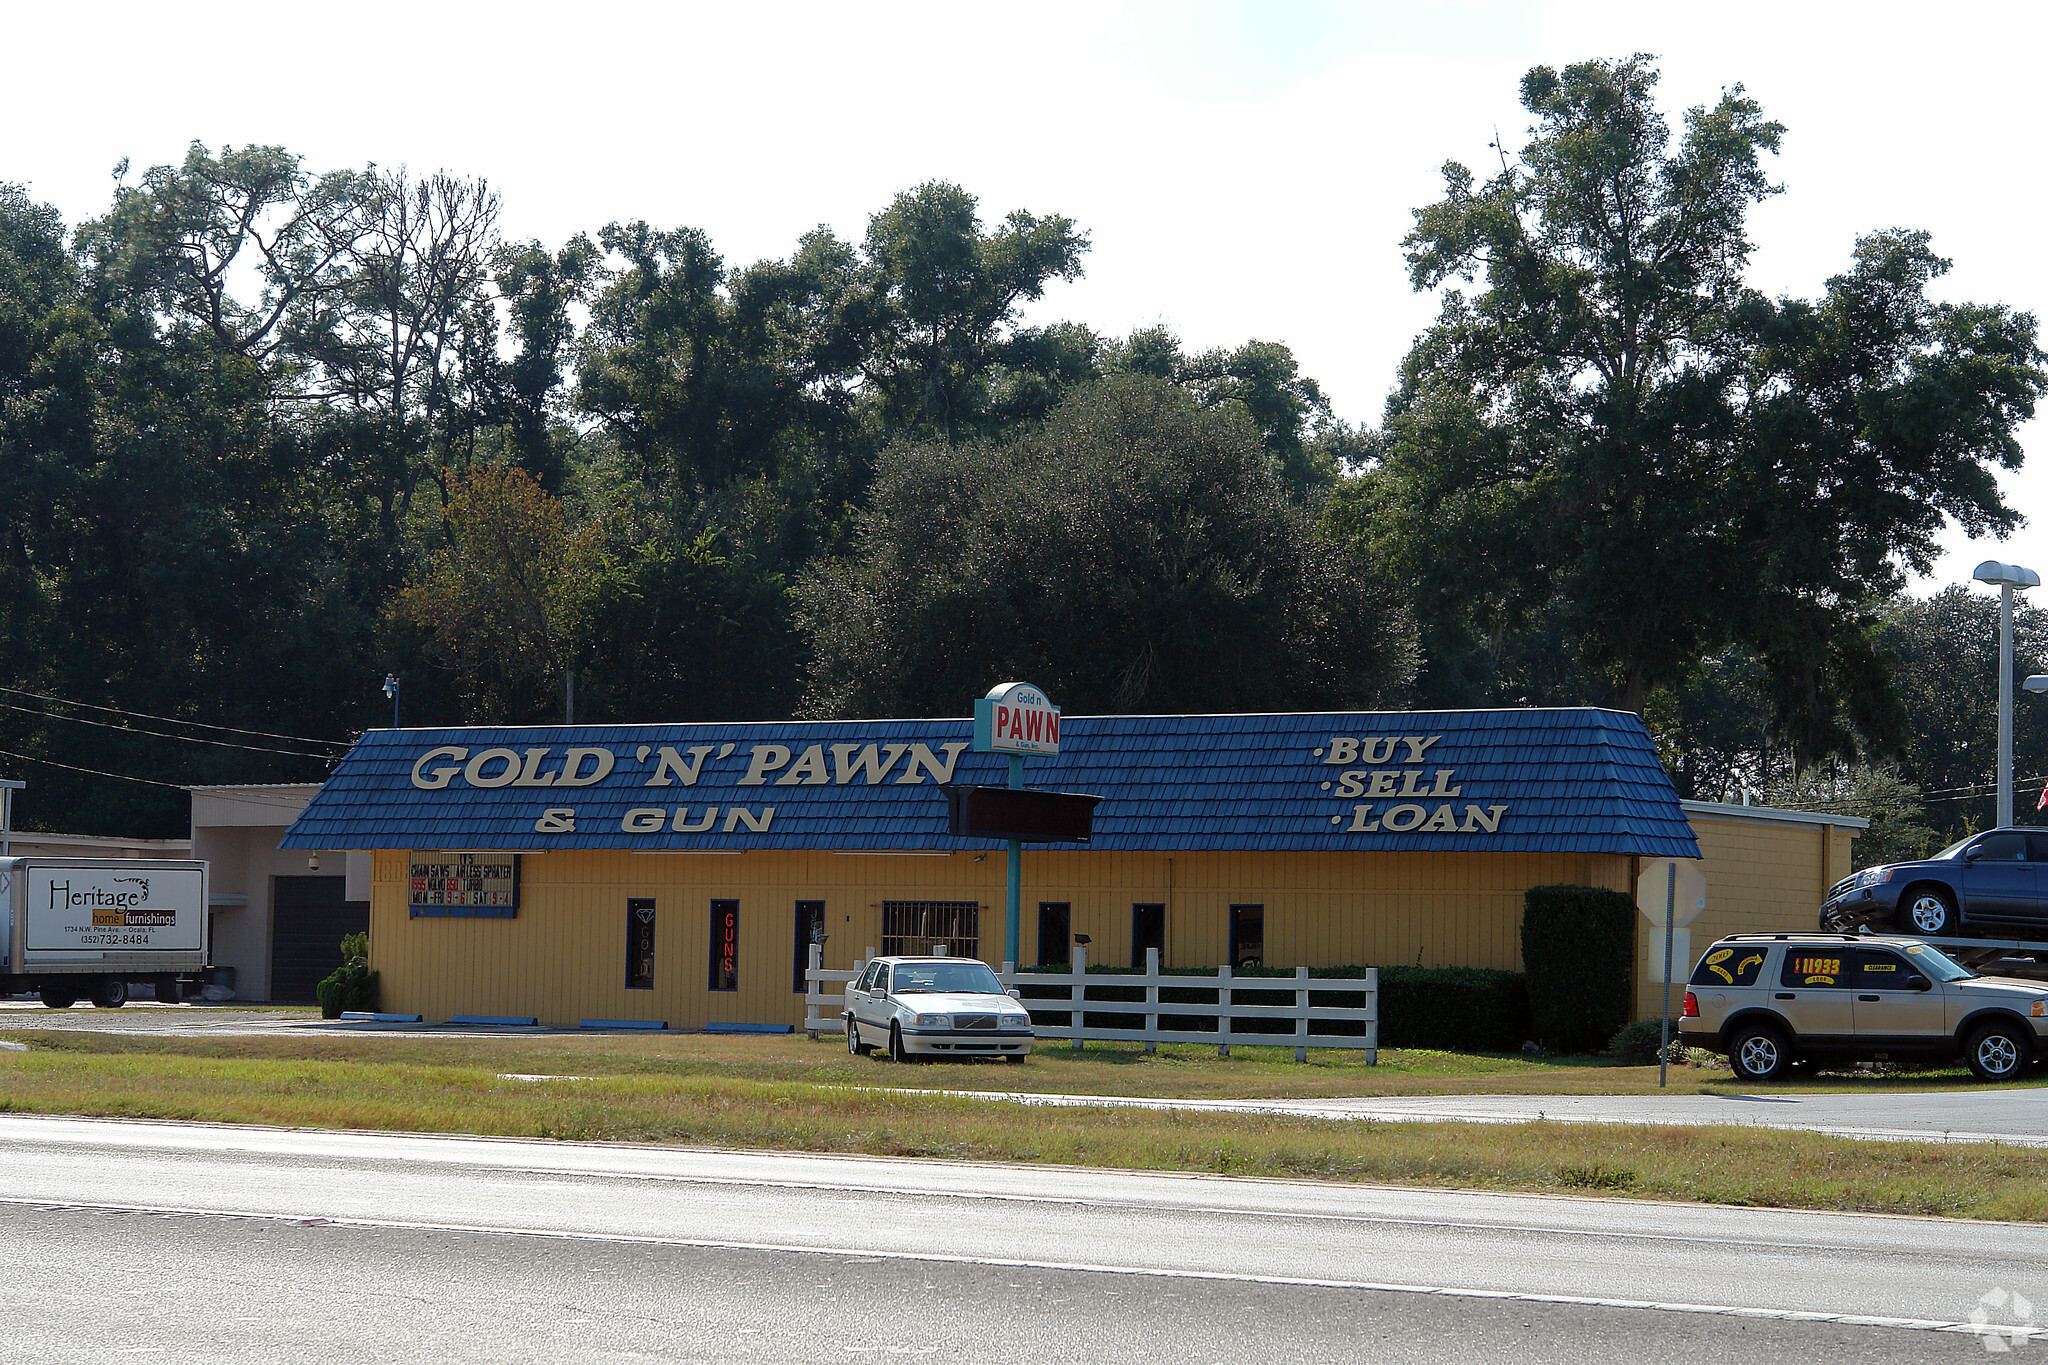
[280,708,1700,858]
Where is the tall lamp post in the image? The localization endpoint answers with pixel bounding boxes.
[1974,560,2039,828]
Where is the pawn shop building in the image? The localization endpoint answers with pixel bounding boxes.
[279,709,1856,1029]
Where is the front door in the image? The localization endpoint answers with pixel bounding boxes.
[1131,904,1165,969]
[853,962,893,1041]
[1776,946,1856,1047]
[1851,948,1947,1057]
[1962,831,2036,923]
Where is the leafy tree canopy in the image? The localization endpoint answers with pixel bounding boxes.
[795,374,1415,719]
[1365,55,2044,770]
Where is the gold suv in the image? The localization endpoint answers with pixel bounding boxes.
[1678,933,2048,1081]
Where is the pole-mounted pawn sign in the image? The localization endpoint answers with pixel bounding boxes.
[973,682,1060,756]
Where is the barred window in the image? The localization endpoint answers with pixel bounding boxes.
[881,900,980,959]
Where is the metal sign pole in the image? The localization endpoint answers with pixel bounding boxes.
[1659,860,1675,1088]
[1005,753,1023,967]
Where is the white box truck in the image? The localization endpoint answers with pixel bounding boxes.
[0,858,209,1008]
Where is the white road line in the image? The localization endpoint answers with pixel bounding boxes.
[1,1192,2032,1343]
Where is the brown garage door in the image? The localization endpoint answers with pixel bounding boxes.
[271,876,368,1003]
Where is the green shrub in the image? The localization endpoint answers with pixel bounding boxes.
[1522,884,1636,1053]
[1374,965,1529,1052]
[1608,1016,1683,1064]
[315,935,379,1019]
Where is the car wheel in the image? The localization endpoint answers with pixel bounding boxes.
[1899,887,1957,936]
[889,1023,917,1063]
[1728,1024,1790,1081]
[1966,1022,2030,1082]
[846,1019,871,1056]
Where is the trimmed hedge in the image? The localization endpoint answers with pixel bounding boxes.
[1374,965,1528,1052]
[1011,962,1529,1052]
[1522,884,1635,1053]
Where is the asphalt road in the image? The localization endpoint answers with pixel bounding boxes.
[0,1114,2041,1362]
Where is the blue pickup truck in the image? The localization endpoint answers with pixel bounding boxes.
[1821,829,2048,937]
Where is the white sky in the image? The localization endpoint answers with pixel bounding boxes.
[6,0,2044,593]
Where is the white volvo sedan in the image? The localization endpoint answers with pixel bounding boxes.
[844,956,1034,1063]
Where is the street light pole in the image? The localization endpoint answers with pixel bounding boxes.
[1974,561,2039,828]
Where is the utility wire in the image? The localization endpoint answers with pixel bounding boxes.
[0,699,337,762]
[0,746,192,791]
[0,684,352,751]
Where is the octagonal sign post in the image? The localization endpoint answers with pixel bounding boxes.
[1636,857,1707,1087]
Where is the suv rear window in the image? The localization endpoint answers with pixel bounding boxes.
[1692,944,1769,987]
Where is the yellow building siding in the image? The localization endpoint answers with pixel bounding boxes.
[371,847,1627,1028]
[1630,811,1859,1021]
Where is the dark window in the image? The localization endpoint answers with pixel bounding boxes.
[1973,832,2028,861]
[626,900,656,990]
[881,901,979,958]
[856,961,882,992]
[793,900,825,993]
[1781,948,1850,989]
[709,900,739,991]
[1037,902,1071,967]
[1131,903,1165,969]
[1692,944,1768,988]
[1228,904,1264,969]
[2029,833,2048,862]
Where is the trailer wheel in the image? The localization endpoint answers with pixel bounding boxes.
[38,987,76,1009]
[90,977,127,1009]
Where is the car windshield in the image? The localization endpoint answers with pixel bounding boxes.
[890,962,1005,995]
[1901,942,1976,982]
[1930,835,1976,861]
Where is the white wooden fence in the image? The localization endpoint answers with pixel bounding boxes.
[803,944,1377,1064]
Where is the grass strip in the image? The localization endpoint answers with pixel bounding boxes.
[6,1027,2029,1099]
[3,1042,2046,1221]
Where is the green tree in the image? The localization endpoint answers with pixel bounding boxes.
[795,374,1415,718]
[1877,586,2048,840]
[1761,764,1938,868]
[854,181,1089,444]
[390,464,610,722]
[1373,56,2042,768]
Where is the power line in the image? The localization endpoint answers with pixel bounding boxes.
[0,747,192,791]
[0,699,338,762]
[0,684,352,751]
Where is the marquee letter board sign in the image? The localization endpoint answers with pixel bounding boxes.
[409,854,520,918]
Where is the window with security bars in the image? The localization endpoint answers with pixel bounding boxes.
[881,900,980,959]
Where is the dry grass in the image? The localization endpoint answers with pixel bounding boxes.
[3,1036,2046,1220]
